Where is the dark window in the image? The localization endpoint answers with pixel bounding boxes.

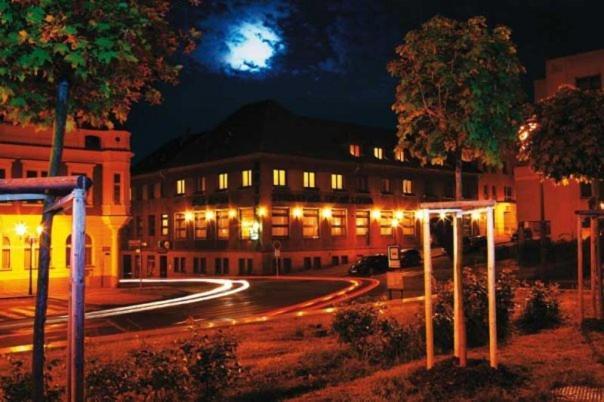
[580,182,592,198]
[146,184,154,200]
[304,257,312,270]
[135,216,143,238]
[0,169,5,179]
[215,258,222,274]
[222,258,229,274]
[147,215,156,236]
[113,174,122,204]
[342,256,349,264]
[84,135,101,150]
[381,178,391,193]
[356,176,368,192]
[282,258,291,273]
[313,257,321,269]
[247,258,253,274]
[483,185,489,199]
[173,257,185,273]
[26,170,37,178]
[66,234,92,266]
[331,256,339,265]
[492,185,497,199]
[238,258,246,275]
[576,74,601,90]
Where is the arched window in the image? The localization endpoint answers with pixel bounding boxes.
[66,234,93,267]
[1,236,10,270]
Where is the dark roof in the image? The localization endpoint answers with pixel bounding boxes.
[133,100,398,175]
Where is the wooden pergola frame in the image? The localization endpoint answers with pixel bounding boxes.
[419,200,498,370]
[575,209,603,322]
[0,176,91,402]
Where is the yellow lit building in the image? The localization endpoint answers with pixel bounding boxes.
[0,124,132,294]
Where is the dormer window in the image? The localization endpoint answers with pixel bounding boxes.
[395,149,405,162]
[349,144,361,157]
[373,147,383,160]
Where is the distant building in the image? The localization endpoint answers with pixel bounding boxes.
[122,100,512,277]
[0,124,132,294]
[515,49,604,240]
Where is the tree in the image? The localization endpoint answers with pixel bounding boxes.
[387,15,524,366]
[520,86,604,319]
[0,1,199,399]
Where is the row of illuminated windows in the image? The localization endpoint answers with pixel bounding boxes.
[348,144,406,162]
[141,208,417,241]
[173,170,414,195]
[0,234,93,271]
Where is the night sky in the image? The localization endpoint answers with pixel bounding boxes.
[125,0,604,162]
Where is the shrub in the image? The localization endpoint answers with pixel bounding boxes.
[517,281,561,333]
[86,330,241,401]
[332,303,424,365]
[432,268,516,351]
[0,356,63,402]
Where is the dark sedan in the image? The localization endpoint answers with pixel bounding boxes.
[348,249,421,276]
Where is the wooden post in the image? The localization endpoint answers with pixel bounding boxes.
[67,188,86,402]
[486,207,498,368]
[590,216,600,318]
[577,216,584,323]
[453,213,466,366]
[422,210,434,369]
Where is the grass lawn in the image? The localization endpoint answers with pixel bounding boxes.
[2,290,603,401]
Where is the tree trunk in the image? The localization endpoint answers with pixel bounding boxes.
[591,179,602,319]
[539,180,547,278]
[32,78,69,401]
[453,156,466,365]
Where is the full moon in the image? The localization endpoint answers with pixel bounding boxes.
[224,22,282,73]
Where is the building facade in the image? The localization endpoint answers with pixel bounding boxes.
[515,49,604,240]
[0,124,132,294]
[123,101,488,277]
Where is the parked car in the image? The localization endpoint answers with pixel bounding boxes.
[348,254,388,276]
[399,248,421,268]
[511,227,533,241]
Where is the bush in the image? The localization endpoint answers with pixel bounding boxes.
[432,268,516,351]
[517,281,561,333]
[86,330,241,401]
[332,303,424,365]
[0,356,63,402]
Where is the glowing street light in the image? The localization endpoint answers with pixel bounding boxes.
[15,223,27,237]
[391,218,399,228]
[371,209,381,220]
[257,206,267,218]
[228,209,237,219]
[184,211,194,222]
[292,207,303,219]
[321,207,332,220]
[394,210,404,220]
[36,225,43,235]
[205,210,215,221]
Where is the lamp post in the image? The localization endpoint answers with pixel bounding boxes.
[15,224,42,296]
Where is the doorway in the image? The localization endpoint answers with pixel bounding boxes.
[122,255,132,278]
[159,255,168,278]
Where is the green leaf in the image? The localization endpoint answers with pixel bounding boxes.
[64,51,86,68]
[53,43,69,55]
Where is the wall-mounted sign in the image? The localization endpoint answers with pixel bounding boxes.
[388,245,400,268]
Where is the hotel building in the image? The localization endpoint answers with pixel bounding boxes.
[515,49,604,240]
[123,100,491,277]
[0,124,132,294]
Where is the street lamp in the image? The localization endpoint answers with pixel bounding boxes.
[15,223,42,296]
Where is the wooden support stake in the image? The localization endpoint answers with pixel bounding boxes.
[67,189,86,402]
[453,213,466,366]
[577,216,584,322]
[590,217,599,318]
[422,211,434,369]
[486,207,498,368]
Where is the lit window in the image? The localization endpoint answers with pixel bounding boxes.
[242,170,253,187]
[349,144,361,157]
[381,178,391,193]
[216,210,229,239]
[373,147,383,159]
[174,213,187,239]
[402,179,413,195]
[331,174,343,190]
[194,212,207,239]
[1,236,10,270]
[271,207,289,238]
[176,179,186,195]
[218,173,228,190]
[239,208,254,239]
[355,210,369,236]
[161,214,169,236]
[380,210,393,236]
[331,209,346,236]
[395,148,405,162]
[303,208,319,238]
[197,176,206,192]
[273,169,286,186]
[402,211,415,236]
[303,171,316,188]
